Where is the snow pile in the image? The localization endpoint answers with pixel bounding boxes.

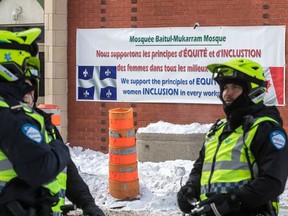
[70,147,288,215]
[137,121,213,134]
[68,121,288,215]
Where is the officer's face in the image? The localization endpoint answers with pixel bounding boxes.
[23,80,35,108]
[222,83,243,106]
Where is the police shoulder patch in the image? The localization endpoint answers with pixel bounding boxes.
[269,130,286,150]
[21,123,43,144]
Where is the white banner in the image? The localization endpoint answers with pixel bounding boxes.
[76,26,286,105]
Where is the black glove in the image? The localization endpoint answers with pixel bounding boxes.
[193,192,241,216]
[37,187,59,216]
[82,203,105,216]
[177,184,198,213]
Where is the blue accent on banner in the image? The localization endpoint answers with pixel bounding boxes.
[78,66,94,80]
[78,86,95,100]
[100,86,117,100]
[100,66,116,80]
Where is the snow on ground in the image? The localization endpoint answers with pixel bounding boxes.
[69,121,288,215]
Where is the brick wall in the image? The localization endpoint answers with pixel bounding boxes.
[67,0,288,152]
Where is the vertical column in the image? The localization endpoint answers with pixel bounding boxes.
[44,0,68,141]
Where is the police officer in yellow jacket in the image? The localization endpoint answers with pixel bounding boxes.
[0,28,71,215]
[177,59,288,216]
[23,80,105,216]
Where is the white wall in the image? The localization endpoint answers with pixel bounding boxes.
[0,0,43,24]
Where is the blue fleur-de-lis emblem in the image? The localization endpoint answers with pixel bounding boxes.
[83,90,89,97]
[105,68,111,77]
[83,68,89,77]
[106,89,112,98]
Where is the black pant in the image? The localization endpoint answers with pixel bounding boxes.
[0,201,37,216]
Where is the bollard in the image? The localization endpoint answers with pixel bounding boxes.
[108,107,140,200]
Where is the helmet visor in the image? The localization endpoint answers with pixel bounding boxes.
[212,66,267,88]
[25,66,40,78]
[0,62,23,82]
[212,67,244,81]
